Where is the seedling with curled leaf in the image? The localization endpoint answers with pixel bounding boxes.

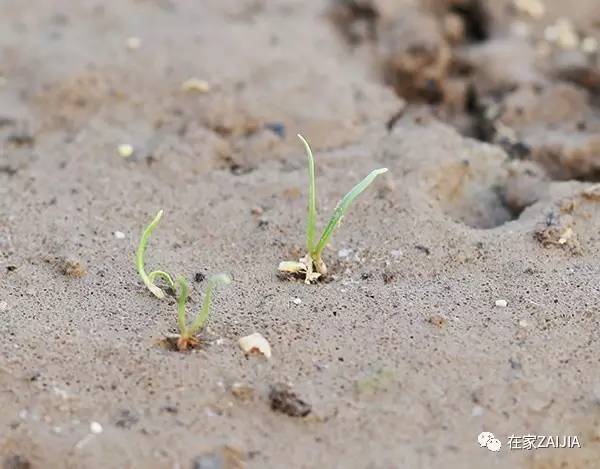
[136,210,175,298]
[172,274,231,351]
[278,134,388,283]
[135,210,231,351]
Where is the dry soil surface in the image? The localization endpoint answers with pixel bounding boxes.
[2,1,600,468]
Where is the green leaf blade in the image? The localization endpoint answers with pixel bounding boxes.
[188,274,231,335]
[148,270,175,291]
[314,168,388,257]
[298,134,317,254]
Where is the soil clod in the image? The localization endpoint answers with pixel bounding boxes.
[194,272,206,283]
[61,258,87,278]
[192,446,245,469]
[3,454,31,469]
[427,314,447,327]
[231,383,255,401]
[114,409,139,429]
[6,133,35,147]
[269,383,311,417]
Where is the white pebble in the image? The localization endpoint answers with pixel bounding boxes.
[337,248,353,259]
[495,299,508,308]
[238,332,272,359]
[513,0,545,19]
[126,36,141,50]
[181,78,210,93]
[0,301,7,311]
[545,18,579,50]
[292,297,302,305]
[90,421,103,434]
[114,231,125,239]
[518,319,530,328]
[117,143,134,158]
[390,249,403,258]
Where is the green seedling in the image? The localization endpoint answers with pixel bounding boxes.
[174,273,231,351]
[135,211,231,351]
[279,134,388,283]
[136,210,175,298]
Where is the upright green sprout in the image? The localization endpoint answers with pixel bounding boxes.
[136,210,175,298]
[175,273,231,351]
[279,134,388,283]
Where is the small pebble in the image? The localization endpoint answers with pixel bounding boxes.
[337,248,352,259]
[117,143,134,158]
[114,231,125,239]
[558,227,573,245]
[495,299,508,308]
[181,78,210,93]
[390,249,403,258]
[513,0,545,19]
[250,206,263,216]
[518,319,530,328]
[292,297,302,305]
[0,301,7,311]
[545,18,579,49]
[90,421,103,434]
[238,332,272,358]
[264,122,286,138]
[126,36,141,50]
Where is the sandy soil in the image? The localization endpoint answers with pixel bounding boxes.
[1,1,600,468]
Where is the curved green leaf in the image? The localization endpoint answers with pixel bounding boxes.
[136,210,171,298]
[314,168,388,257]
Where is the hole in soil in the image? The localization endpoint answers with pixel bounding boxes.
[450,0,490,42]
[431,160,541,229]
